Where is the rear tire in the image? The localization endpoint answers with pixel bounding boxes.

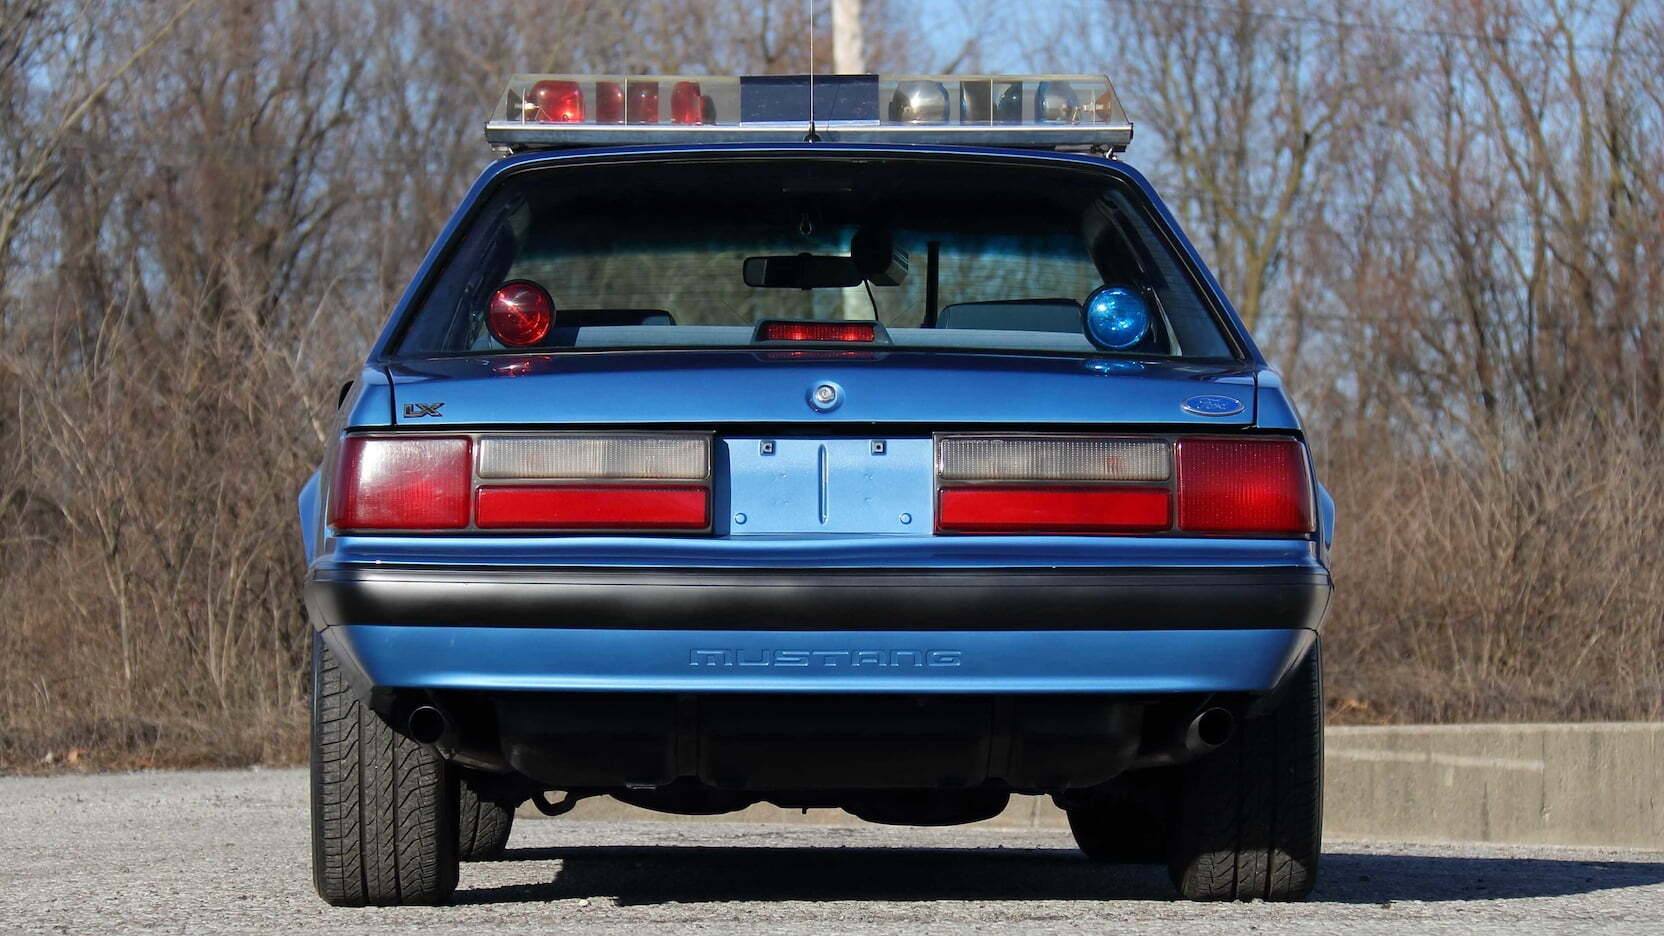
[457,773,515,861]
[1065,772,1172,862]
[1166,641,1323,901]
[310,633,460,907]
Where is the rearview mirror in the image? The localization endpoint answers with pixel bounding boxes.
[743,254,864,289]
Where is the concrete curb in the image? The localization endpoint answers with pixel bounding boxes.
[1324,722,1662,849]
[520,722,1664,850]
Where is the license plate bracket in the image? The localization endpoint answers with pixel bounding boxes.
[723,437,934,534]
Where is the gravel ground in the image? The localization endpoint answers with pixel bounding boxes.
[1,768,1661,934]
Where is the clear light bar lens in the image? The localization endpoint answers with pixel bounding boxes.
[479,435,709,480]
[878,75,1124,126]
[938,436,1170,482]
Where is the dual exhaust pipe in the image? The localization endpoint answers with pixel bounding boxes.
[407,704,449,745]
[1186,706,1236,753]
[1134,705,1236,768]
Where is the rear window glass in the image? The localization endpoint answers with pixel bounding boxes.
[395,156,1236,359]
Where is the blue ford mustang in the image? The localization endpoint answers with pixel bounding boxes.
[299,74,1334,906]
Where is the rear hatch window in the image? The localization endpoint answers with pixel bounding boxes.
[395,155,1237,360]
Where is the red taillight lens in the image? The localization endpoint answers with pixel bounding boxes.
[627,81,659,123]
[757,321,876,342]
[596,81,625,123]
[670,81,704,124]
[528,79,584,122]
[1176,438,1314,534]
[329,437,471,531]
[487,281,553,347]
[476,486,709,530]
[937,486,1170,533]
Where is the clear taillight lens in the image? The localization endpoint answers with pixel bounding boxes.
[328,436,472,531]
[477,436,708,480]
[938,437,1169,482]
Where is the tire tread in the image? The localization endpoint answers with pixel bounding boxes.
[1168,643,1323,901]
[457,775,514,862]
[310,635,459,906]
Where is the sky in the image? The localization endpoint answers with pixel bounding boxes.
[911,0,1047,73]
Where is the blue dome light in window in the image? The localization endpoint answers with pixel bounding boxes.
[1084,286,1151,350]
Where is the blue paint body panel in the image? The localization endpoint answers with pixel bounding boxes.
[344,366,394,429]
[298,142,1334,721]
[1253,368,1301,430]
[328,624,1316,695]
[383,353,1258,428]
[297,472,320,564]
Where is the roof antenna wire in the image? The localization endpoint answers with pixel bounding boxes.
[805,0,820,142]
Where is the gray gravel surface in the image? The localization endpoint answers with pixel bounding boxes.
[1,768,1661,934]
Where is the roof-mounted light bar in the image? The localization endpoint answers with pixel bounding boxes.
[484,74,1133,154]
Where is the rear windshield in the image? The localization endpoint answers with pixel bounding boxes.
[395,156,1236,359]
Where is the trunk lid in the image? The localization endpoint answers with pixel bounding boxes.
[383,351,1257,428]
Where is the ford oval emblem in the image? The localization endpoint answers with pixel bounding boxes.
[1181,394,1246,417]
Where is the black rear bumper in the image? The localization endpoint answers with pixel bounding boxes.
[305,565,1330,632]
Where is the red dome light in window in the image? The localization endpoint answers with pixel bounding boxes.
[486,281,554,347]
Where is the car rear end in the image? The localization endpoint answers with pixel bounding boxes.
[301,73,1333,907]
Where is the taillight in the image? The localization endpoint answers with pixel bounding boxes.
[935,436,1172,534]
[938,486,1169,533]
[1176,438,1314,534]
[486,281,553,347]
[938,437,1170,482]
[329,436,472,531]
[756,321,876,342]
[477,487,708,530]
[670,81,704,124]
[934,434,1314,536]
[474,434,712,532]
[477,435,708,480]
[528,79,584,122]
[330,433,715,534]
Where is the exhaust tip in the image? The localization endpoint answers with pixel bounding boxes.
[407,705,448,745]
[1189,707,1235,751]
